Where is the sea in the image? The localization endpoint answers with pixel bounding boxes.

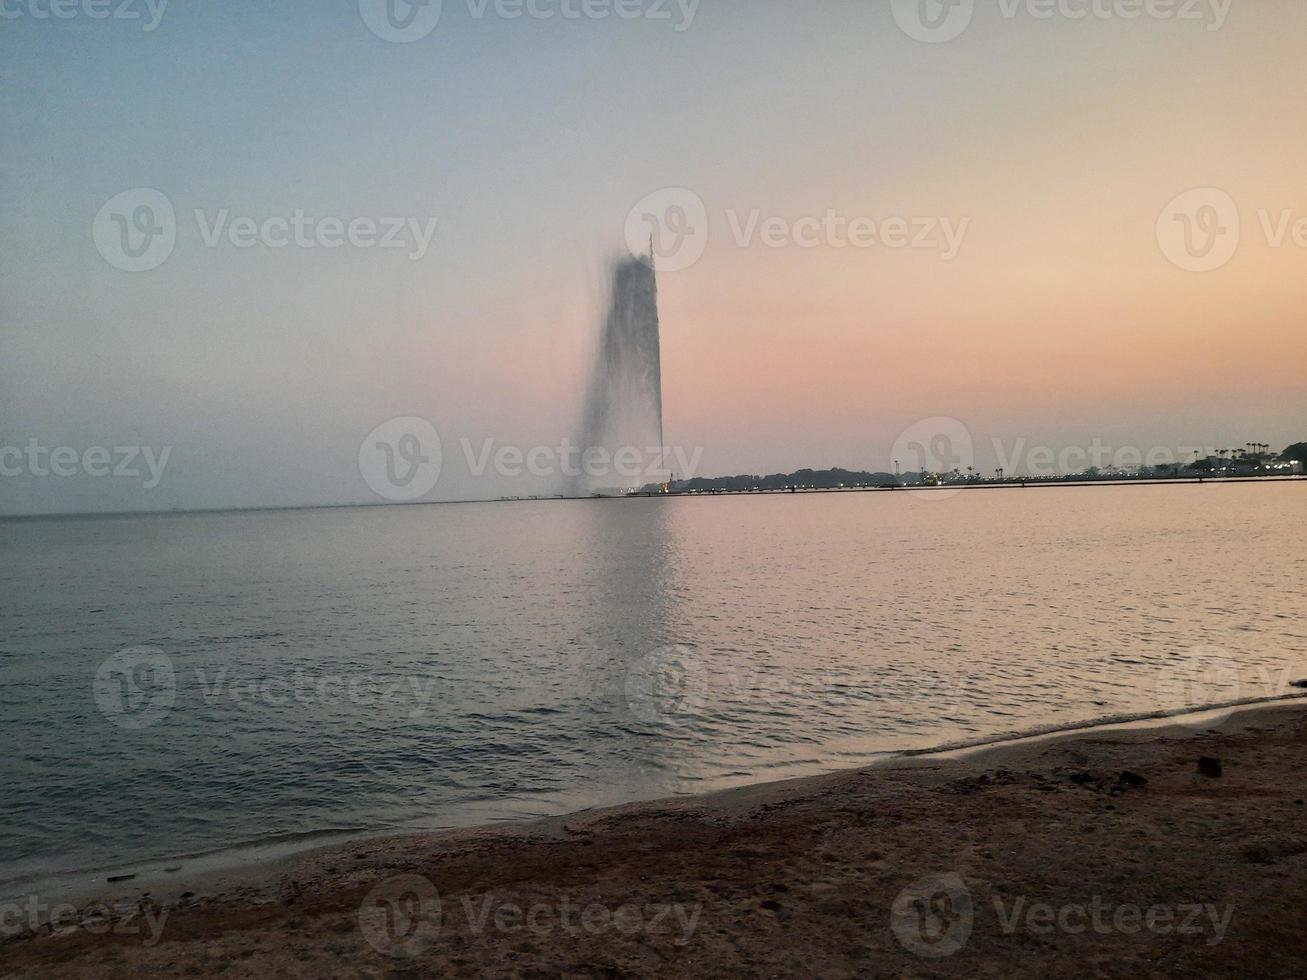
[2,482,1304,900]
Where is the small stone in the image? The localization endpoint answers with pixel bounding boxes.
[1244,844,1274,864]
[1198,757,1223,778]
[1119,771,1148,788]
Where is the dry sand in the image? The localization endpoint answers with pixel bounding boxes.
[3,702,1306,978]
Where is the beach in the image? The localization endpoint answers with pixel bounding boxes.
[8,1,1307,977]
[4,701,1304,978]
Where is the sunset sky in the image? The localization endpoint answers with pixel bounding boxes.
[2,0,1304,513]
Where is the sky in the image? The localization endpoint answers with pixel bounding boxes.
[1,0,1305,514]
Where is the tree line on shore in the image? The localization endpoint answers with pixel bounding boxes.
[638,443,1307,494]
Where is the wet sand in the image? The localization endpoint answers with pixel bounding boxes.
[3,702,1305,978]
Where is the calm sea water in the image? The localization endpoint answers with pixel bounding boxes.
[2,484,1304,897]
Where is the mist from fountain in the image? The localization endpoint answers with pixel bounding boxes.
[572,252,665,495]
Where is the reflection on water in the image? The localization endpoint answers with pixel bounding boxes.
[1,483,1303,891]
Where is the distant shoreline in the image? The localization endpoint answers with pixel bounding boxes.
[614,473,1307,499]
[3,474,1302,522]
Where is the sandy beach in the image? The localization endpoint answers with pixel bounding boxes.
[4,701,1305,978]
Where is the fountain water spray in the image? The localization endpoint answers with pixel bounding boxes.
[573,249,665,495]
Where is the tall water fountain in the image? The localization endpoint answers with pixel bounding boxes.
[572,251,665,495]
